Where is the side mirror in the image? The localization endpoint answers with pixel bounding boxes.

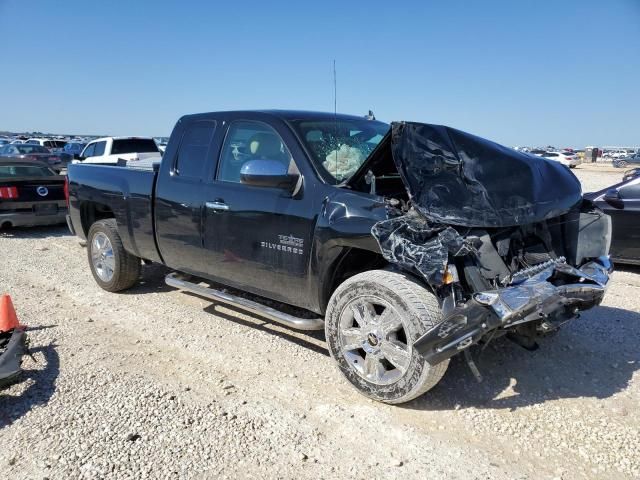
[603,188,624,209]
[240,159,299,190]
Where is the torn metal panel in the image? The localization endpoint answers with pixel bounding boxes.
[371,209,471,285]
[364,122,583,228]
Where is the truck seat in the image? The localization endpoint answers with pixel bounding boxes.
[247,133,289,166]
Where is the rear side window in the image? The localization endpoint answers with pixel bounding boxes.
[175,122,216,179]
[93,141,106,156]
[112,138,159,155]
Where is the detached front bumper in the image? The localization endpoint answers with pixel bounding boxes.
[0,329,27,387]
[414,257,612,364]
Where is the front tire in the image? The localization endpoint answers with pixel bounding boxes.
[87,219,140,292]
[325,269,449,404]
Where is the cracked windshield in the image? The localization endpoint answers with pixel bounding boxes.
[291,119,390,182]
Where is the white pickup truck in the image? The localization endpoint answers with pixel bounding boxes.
[79,137,162,165]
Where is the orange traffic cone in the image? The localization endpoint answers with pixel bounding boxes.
[0,294,24,332]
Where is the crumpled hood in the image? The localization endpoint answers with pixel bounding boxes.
[380,122,583,228]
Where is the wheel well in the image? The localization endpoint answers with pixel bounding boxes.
[322,248,387,313]
[80,201,115,237]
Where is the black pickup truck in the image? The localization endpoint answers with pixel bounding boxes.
[67,110,612,404]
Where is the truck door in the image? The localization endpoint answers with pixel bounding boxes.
[199,119,317,309]
[155,120,219,276]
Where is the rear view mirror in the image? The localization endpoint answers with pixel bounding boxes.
[240,159,299,190]
[603,188,624,209]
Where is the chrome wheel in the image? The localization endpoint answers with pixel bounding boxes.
[91,232,115,282]
[339,297,412,385]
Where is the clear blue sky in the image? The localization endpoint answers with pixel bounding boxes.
[0,0,638,147]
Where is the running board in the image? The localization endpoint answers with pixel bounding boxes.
[165,273,325,331]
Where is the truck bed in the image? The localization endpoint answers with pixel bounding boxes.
[67,163,161,262]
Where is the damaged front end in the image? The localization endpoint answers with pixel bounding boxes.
[414,255,611,364]
[365,121,612,366]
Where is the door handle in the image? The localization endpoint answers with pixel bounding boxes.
[205,201,229,211]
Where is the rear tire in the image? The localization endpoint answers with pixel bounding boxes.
[325,269,448,404]
[87,219,140,292]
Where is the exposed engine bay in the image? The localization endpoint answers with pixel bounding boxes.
[352,121,613,366]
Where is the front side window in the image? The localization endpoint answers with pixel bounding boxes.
[289,118,389,183]
[217,121,293,183]
[175,122,216,178]
[82,143,96,157]
[92,141,106,156]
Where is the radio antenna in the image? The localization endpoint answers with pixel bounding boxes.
[333,59,337,116]
[333,59,338,179]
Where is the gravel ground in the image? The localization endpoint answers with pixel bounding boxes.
[0,167,638,480]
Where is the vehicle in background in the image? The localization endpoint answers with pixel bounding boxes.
[540,151,581,168]
[573,149,585,160]
[78,137,161,164]
[0,143,72,173]
[66,110,612,404]
[9,139,25,144]
[622,168,640,182]
[529,149,548,156]
[613,153,640,168]
[25,138,67,152]
[0,159,68,228]
[587,176,640,265]
[63,142,86,159]
[604,149,629,159]
[0,139,10,147]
